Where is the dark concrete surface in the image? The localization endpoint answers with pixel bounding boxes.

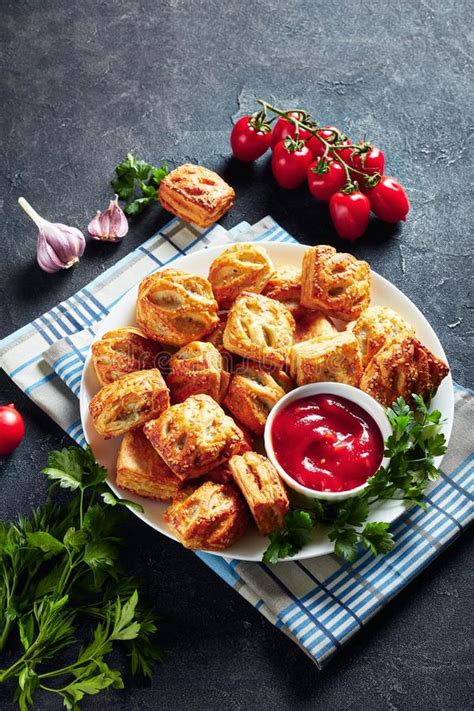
[1,1,473,709]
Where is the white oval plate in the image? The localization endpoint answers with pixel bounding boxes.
[80,241,454,562]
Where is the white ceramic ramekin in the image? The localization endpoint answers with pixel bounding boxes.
[264,382,391,502]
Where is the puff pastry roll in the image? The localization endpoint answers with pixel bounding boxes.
[143,394,246,479]
[229,452,289,536]
[136,268,219,346]
[294,310,337,344]
[224,363,294,435]
[89,369,170,438]
[91,327,161,386]
[116,429,181,501]
[289,332,362,387]
[208,243,274,309]
[262,263,304,316]
[360,336,449,407]
[158,164,235,228]
[223,292,295,368]
[167,341,229,403]
[164,481,248,550]
[300,245,371,321]
[349,305,415,368]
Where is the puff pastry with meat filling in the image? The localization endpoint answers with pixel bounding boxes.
[116,428,181,501]
[223,292,295,368]
[349,305,415,368]
[360,336,449,407]
[289,332,362,387]
[136,269,219,346]
[208,242,274,309]
[167,341,229,403]
[294,310,337,344]
[91,327,161,386]
[164,481,248,550]
[301,245,371,321]
[229,452,289,536]
[224,363,294,435]
[89,369,170,438]
[143,393,247,479]
[158,164,235,228]
[262,263,304,317]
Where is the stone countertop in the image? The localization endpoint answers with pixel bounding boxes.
[0,1,472,709]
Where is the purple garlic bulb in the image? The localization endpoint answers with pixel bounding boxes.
[88,195,129,242]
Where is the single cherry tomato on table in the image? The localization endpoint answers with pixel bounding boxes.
[270,112,312,148]
[329,188,370,241]
[0,403,25,456]
[365,176,410,222]
[350,143,385,176]
[307,158,347,202]
[230,114,273,162]
[272,139,313,189]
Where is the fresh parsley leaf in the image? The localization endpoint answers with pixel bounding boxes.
[263,510,314,563]
[331,529,358,562]
[111,153,168,216]
[26,531,64,555]
[359,522,394,556]
[101,491,144,513]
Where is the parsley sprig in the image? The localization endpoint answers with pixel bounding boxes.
[263,393,448,564]
[0,446,161,709]
[111,153,168,216]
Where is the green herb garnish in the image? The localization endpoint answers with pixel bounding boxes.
[111,153,168,216]
[263,393,447,564]
[0,446,161,709]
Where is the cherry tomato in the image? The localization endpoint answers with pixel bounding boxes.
[307,158,347,202]
[0,404,25,456]
[350,144,385,176]
[271,141,313,189]
[230,115,272,162]
[271,112,311,148]
[329,189,370,241]
[365,176,410,223]
[307,126,350,160]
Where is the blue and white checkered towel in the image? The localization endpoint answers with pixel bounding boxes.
[1,215,472,668]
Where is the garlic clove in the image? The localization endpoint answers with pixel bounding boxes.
[88,196,129,242]
[18,197,86,273]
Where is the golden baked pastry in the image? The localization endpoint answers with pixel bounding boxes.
[289,332,362,387]
[164,481,248,551]
[262,263,303,316]
[229,452,289,536]
[349,305,415,368]
[300,245,371,321]
[91,327,161,386]
[360,336,449,407]
[143,394,246,479]
[89,369,170,438]
[116,428,181,501]
[136,268,219,346]
[294,310,337,344]
[224,363,294,435]
[158,164,235,228]
[167,340,230,403]
[208,243,274,309]
[223,292,295,368]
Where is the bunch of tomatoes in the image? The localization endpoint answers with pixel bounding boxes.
[230,102,410,241]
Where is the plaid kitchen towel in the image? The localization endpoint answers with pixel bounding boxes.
[1,215,472,668]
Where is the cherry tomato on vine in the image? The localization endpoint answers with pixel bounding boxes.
[270,112,312,148]
[307,126,350,160]
[329,189,370,241]
[230,115,272,162]
[0,403,25,456]
[350,144,385,176]
[272,140,313,189]
[365,176,410,223]
[307,158,347,202]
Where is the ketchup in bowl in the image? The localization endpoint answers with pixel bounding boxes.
[271,393,384,493]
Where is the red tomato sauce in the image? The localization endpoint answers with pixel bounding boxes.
[271,394,384,493]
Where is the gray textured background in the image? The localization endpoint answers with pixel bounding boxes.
[0,1,473,709]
